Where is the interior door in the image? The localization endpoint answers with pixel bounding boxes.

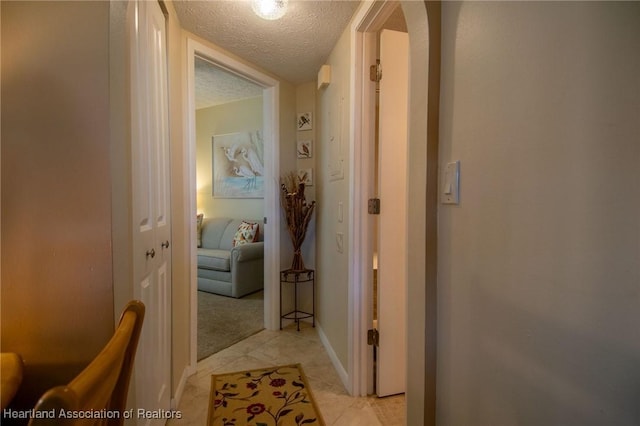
[130,0,172,423]
[376,29,409,397]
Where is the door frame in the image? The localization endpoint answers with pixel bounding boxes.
[349,1,438,424]
[348,0,403,398]
[185,38,281,369]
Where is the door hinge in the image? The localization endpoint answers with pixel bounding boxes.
[367,329,379,346]
[369,61,382,82]
[368,198,380,215]
[264,217,267,224]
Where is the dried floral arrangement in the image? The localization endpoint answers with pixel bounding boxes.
[280,171,316,271]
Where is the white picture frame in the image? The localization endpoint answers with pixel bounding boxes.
[297,112,312,130]
[298,168,313,186]
[297,140,313,158]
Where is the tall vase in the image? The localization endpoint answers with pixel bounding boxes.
[281,178,315,273]
[291,249,306,272]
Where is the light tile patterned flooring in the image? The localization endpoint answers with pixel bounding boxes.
[167,323,405,425]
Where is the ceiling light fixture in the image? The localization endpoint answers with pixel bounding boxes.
[252,0,288,21]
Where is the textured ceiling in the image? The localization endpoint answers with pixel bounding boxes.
[195,57,263,109]
[174,0,361,85]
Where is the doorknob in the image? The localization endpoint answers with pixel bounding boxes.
[161,240,170,249]
[146,248,156,259]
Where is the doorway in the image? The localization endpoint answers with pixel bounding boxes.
[193,57,266,361]
[350,1,438,424]
[186,38,281,369]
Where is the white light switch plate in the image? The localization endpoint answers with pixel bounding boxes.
[441,161,460,204]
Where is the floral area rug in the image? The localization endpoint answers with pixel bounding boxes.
[208,364,325,426]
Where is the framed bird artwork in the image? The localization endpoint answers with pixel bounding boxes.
[297,140,313,158]
[297,112,312,130]
[212,131,265,198]
[298,168,313,186]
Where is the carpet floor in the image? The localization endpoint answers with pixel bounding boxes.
[198,290,264,361]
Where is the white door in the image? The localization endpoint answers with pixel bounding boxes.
[130,0,172,423]
[376,29,409,397]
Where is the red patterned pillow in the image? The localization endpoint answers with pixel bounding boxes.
[232,221,259,247]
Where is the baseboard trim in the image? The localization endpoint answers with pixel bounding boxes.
[316,321,350,393]
[171,365,192,410]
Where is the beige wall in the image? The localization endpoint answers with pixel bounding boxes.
[316,26,352,369]
[295,82,317,271]
[196,97,264,220]
[1,0,114,408]
[437,2,640,424]
[110,0,133,329]
[277,82,319,317]
[278,82,298,271]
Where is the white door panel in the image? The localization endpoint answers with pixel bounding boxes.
[376,29,409,398]
[131,0,172,423]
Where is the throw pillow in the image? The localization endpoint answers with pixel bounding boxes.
[196,214,204,248]
[233,221,259,247]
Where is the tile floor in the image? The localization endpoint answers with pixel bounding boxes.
[168,323,405,425]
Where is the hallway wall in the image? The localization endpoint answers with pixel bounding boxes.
[1,0,115,409]
[438,2,640,424]
[316,25,352,371]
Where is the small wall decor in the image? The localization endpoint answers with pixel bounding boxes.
[297,140,312,158]
[297,112,312,130]
[212,130,264,198]
[298,168,313,186]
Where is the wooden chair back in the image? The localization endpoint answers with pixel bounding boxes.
[28,300,145,426]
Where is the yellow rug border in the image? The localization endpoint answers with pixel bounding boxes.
[207,363,326,426]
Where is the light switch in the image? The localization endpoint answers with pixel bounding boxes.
[443,182,453,195]
[441,161,460,204]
